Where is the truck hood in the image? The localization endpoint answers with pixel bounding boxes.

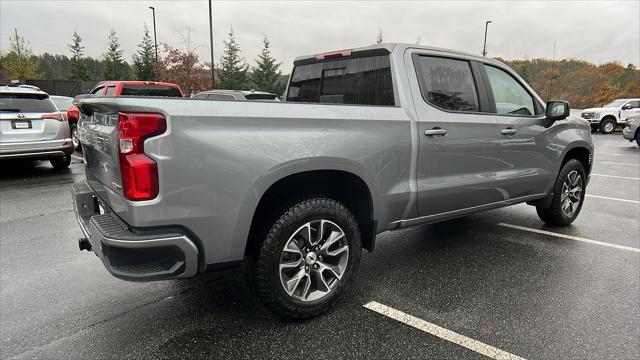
[582,107,616,113]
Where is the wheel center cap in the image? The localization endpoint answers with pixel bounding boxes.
[305,252,317,265]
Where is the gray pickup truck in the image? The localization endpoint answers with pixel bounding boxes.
[72,43,594,318]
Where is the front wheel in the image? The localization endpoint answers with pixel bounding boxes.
[251,198,361,319]
[599,118,616,134]
[536,159,586,226]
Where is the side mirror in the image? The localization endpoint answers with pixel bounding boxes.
[622,104,633,110]
[545,100,570,121]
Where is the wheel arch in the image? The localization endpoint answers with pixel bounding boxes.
[241,162,379,259]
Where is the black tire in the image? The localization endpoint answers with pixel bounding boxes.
[70,123,80,150]
[251,197,361,319]
[50,156,71,169]
[636,131,640,148]
[599,118,616,134]
[536,159,586,226]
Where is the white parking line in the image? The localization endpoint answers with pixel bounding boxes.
[586,194,640,204]
[600,161,640,166]
[498,223,640,253]
[363,301,526,360]
[591,173,640,180]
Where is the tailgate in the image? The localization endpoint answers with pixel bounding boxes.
[78,109,124,199]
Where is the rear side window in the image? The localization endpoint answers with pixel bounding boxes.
[415,56,479,112]
[91,86,105,95]
[484,65,539,116]
[286,55,394,106]
[207,94,235,100]
[0,94,57,113]
[245,93,278,100]
[50,97,73,111]
[121,85,183,97]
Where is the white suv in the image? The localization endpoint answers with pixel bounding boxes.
[0,85,74,168]
[581,98,640,134]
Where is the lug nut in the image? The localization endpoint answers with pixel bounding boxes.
[313,264,319,269]
[315,246,319,251]
[305,248,310,253]
[305,265,309,271]
[318,255,323,260]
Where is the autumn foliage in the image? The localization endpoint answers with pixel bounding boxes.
[500,58,640,109]
[153,44,212,96]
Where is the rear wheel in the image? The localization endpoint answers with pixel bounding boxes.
[251,197,361,319]
[536,159,586,226]
[636,131,640,148]
[599,118,616,134]
[70,123,80,150]
[50,155,71,169]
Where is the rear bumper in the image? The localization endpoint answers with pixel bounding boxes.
[0,139,74,159]
[71,181,199,281]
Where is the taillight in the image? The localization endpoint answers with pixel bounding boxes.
[67,105,80,120]
[41,112,64,121]
[118,112,166,201]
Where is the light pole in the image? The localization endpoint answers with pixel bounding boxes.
[149,6,158,61]
[208,0,215,88]
[482,20,492,57]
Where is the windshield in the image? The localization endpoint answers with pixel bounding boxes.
[50,96,73,111]
[604,100,625,108]
[0,94,57,113]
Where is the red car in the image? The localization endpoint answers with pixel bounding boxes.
[89,81,185,97]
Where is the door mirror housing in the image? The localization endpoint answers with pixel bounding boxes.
[622,103,633,110]
[545,100,570,121]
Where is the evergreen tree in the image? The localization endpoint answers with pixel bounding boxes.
[0,30,41,79]
[68,31,92,80]
[250,35,284,94]
[102,30,129,80]
[218,28,249,90]
[133,26,156,80]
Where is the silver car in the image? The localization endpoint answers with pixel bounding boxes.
[622,113,640,146]
[0,85,73,168]
[193,89,279,101]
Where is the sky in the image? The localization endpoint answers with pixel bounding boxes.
[1,0,639,74]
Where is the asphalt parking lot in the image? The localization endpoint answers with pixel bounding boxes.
[1,133,638,360]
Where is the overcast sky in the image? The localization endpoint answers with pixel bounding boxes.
[1,0,639,73]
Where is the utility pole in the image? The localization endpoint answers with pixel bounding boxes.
[208,0,215,89]
[482,21,492,56]
[549,40,556,99]
[14,28,21,59]
[149,6,158,61]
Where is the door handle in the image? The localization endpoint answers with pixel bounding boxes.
[424,128,448,136]
[500,128,517,135]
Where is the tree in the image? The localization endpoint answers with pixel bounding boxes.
[218,28,249,90]
[0,30,41,79]
[250,35,284,95]
[102,30,129,80]
[154,44,209,95]
[133,26,156,80]
[68,31,92,80]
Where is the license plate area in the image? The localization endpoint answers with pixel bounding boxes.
[11,120,32,129]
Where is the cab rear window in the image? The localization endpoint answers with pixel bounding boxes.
[121,85,183,97]
[0,94,57,113]
[286,55,394,106]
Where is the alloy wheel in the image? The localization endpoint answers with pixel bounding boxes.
[561,170,583,217]
[279,220,349,302]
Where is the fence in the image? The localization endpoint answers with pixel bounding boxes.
[1,79,97,97]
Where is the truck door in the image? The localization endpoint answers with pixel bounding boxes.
[406,51,501,218]
[621,100,640,122]
[481,64,557,198]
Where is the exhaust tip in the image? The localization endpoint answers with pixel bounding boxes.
[78,237,92,251]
